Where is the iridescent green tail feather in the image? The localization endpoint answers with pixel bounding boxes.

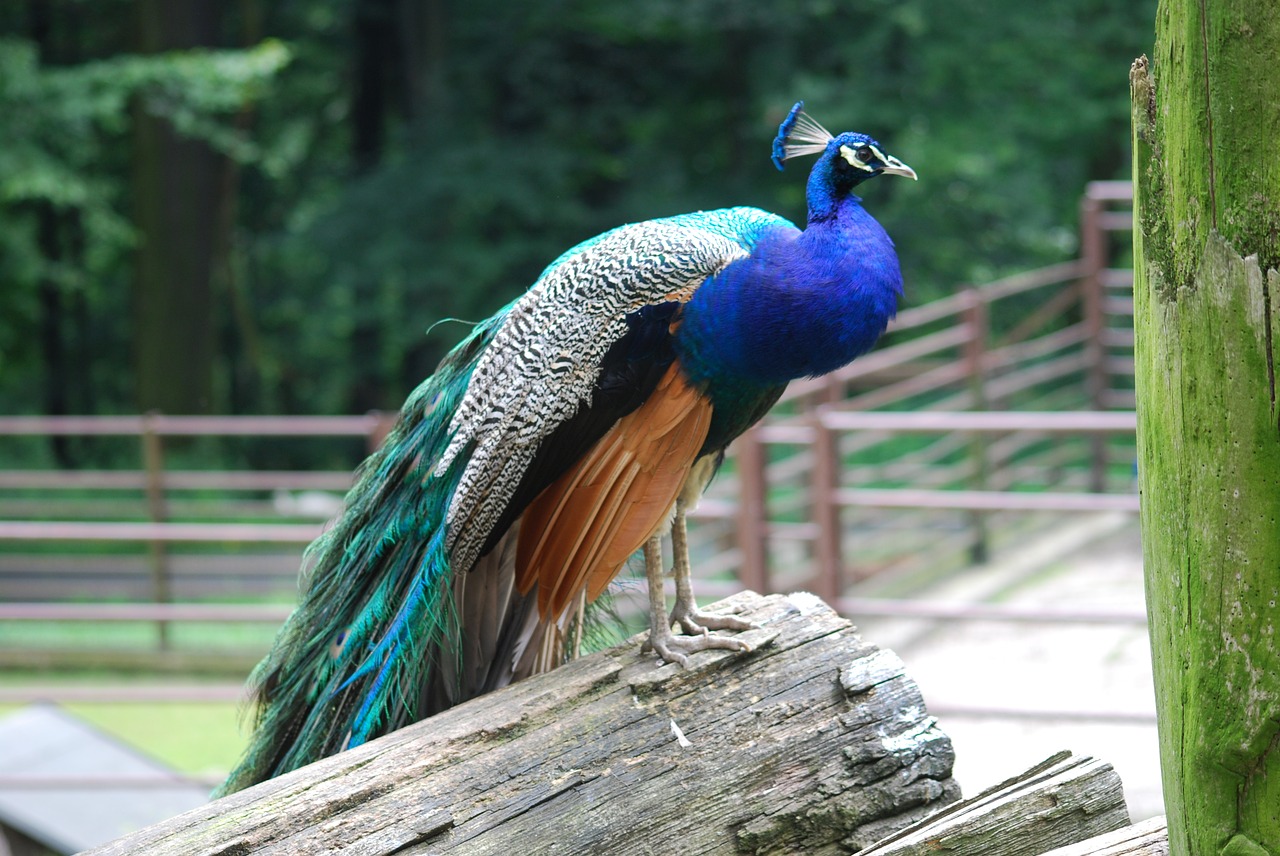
[217,309,509,795]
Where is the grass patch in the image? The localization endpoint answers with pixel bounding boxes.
[0,700,248,778]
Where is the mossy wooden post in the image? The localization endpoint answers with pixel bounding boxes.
[1129,2,1280,853]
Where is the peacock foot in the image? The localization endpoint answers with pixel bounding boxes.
[643,616,751,667]
[670,598,756,637]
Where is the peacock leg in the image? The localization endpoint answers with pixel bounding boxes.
[669,498,756,636]
[642,532,748,666]
[571,589,586,659]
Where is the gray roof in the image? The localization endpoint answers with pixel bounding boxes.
[0,705,210,854]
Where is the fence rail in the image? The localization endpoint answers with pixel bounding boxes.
[0,521,322,543]
[0,413,394,438]
[0,603,293,622]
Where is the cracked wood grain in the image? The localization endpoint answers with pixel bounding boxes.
[1041,815,1170,856]
[853,752,1130,856]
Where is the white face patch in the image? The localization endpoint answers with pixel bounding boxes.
[839,143,882,172]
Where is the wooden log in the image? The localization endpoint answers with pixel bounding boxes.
[1042,816,1169,856]
[854,751,1131,856]
[83,591,961,855]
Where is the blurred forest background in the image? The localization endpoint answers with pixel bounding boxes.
[1,0,1154,452]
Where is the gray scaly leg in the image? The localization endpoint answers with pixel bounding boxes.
[642,516,751,667]
[668,498,755,639]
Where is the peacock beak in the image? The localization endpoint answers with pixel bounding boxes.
[880,156,918,180]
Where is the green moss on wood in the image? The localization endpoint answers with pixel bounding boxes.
[1136,232,1280,856]
[1132,5,1280,849]
[1221,833,1271,856]
[1131,4,1280,849]
[1139,1,1280,287]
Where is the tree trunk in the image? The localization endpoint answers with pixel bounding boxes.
[1129,1,1280,851]
[30,0,80,463]
[131,0,229,414]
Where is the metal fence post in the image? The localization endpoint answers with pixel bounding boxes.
[811,408,843,599]
[734,428,769,594]
[141,412,171,649]
[962,288,991,564]
[1080,192,1109,492]
[367,410,397,454]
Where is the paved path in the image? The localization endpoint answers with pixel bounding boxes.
[851,513,1163,820]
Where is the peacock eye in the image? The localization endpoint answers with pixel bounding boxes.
[855,145,874,163]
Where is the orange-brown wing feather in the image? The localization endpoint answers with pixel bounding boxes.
[515,363,712,618]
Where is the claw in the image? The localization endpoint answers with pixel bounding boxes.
[644,618,749,667]
[671,602,756,638]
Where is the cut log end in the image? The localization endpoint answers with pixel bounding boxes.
[854,750,1133,856]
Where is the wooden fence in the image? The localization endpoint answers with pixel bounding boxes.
[701,179,1136,596]
[0,182,1137,675]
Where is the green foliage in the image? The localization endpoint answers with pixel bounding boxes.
[0,0,1154,426]
[0,37,288,277]
[0,30,289,420]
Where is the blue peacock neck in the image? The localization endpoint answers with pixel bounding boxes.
[676,192,903,394]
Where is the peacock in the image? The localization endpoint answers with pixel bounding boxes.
[218,102,915,794]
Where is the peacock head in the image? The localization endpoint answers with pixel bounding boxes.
[771,101,916,200]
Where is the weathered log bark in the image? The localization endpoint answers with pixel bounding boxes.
[83,592,961,855]
[1043,816,1169,856]
[854,751,1131,856]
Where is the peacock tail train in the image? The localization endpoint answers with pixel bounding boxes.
[218,308,512,793]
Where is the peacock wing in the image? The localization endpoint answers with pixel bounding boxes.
[436,218,754,578]
[514,361,713,619]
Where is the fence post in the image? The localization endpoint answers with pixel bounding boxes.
[733,428,769,594]
[810,408,843,600]
[822,373,843,406]
[962,288,990,565]
[1080,192,1109,492]
[141,412,171,650]
[367,410,397,454]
